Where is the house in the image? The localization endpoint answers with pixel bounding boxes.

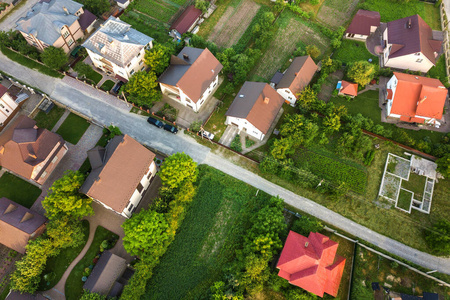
[338,80,358,98]
[385,72,447,127]
[0,197,47,254]
[169,5,202,39]
[275,56,318,106]
[345,10,380,40]
[0,115,68,185]
[15,0,96,53]
[158,47,223,112]
[80,135,157,218]
[82,16,153,82]
[84,251,129,297]
[277,231,346,298]
[115,0,131,9]
[381,15,443,72]
[225,82,284,141]
[0,83,29,129]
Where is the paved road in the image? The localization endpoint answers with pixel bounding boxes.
[1,52,450,276]
[0,0,40,32]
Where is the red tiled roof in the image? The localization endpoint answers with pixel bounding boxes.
[0,84,7,98]
[340,81,358,97]
[390,72,447,120]
[386,89,393,100]
[277,56,318,94]
[346,10,380,36]
[277,231,346,297]
[400,116,425,123]
[170,6,202,35]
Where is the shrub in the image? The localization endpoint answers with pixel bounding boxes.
[230,135,242,152]
[306,45,321,59]
[291,216,323,236]
[364,150,375,166]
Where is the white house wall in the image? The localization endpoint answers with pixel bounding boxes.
[225,116,264,140]
[0,93,18,124]
[384,51,434,72]
[276,88,296,105]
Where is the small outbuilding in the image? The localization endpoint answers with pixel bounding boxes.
[345,9,380,40]
[338,80,358,98]
[170,5,202,38]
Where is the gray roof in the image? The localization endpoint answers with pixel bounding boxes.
[82,16,153,68]
[87,145,106,170]
[158,47,204,86]
[15,0,82,45]
[0,197,46,235]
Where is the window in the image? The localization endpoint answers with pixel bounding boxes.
[137,52,141,58]
[68,39,74,46]
[63,31,69,38]
[52,156,58,163]
[127,62,131,68]
[141,66,145,71]
[0,104,4,108]
[213,82,217,87]
[199,99,204,106]
[415,52,421,56]
[139,60,144,65]
[5,109,9,113]
[137,182,144,193]
[147,169,153,179]
[128,203,134,211]
[130,69,135,75]
[416,59,423,63]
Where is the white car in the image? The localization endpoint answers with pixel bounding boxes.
[200,130,214,140]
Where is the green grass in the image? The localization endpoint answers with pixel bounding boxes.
[0,173,41,208]
[402,172,426,200]
[38,221,90,291]
[0,283,10,300]
[145,165,271,299]
[0,46,63,78]
[65,226,118,300]
[99,80,115,91]
[84,69,102,85]
[332,39,378,65]
[120,11,170,44]
[428,55,448,86]
[397,189,412,211]
[133,0,178,23]
[33,106,65,130]
[56,113,90,145]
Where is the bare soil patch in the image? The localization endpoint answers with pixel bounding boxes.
[316,0,359,28]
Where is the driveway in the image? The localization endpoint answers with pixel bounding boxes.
[1,50,450,275]
[0,0,40,31]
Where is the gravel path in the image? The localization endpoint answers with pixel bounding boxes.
[1,51,450,276]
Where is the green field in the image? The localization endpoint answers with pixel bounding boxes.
[56,113,90,145]
[0,173,41,208]
[397,189,412,211]
[332,39,378,65]
[34,105,65,131]
[133,0,180,23]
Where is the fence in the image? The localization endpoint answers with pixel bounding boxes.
[440,2,450,84]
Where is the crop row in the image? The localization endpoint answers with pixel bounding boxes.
[134,0,178,23]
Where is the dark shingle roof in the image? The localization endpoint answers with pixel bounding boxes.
[346,10,380,36]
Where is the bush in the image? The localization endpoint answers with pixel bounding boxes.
[306,45,321,59]
[230,135,242,152]
[291,216,324,236]
[364,150,375,166]
[190,120,202,132]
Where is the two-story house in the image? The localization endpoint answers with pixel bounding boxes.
[80,135,157,218]
[158,47,223,112]
[0,84,29,129]
[381,15,443,72]
[15,0,96,53]
[82,16,153,82]
[385,72,447,127]
[0,116,68,185]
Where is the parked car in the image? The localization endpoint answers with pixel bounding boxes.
[163,123,178,134]
[199,130,214,140]
[112,81,124,94]
[147,117,164,128]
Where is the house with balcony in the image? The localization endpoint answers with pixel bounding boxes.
[158,47,223,112]
[15,0,96,53]
[0,116,68,185]
[80,135,157,218]
[0,84,29,130]
[82,16,153,82]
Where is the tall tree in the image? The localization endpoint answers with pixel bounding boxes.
[425,220,450,255]
[306,45,321,59]
[77,0,109,16]
[159,153,198,190]
[347,60,376,86]
[280,114,319,147]
[41,46,68,70]
[144,44,173,76]
[436,153,450,178]
[296,86,317,109]
[123,71,161,107]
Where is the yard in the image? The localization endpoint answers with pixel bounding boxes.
[33,105,65,131]
[316,0,359,28]
[332,39,378,65]
[132,0,183,24]
[65,226,118,300]
[397,189,412,212]
[0,173,41,208]
[120,11,171,44]
[55,113,90,145]
[37,221,90,291]
[99,80,115,92]
[401,172,426,200]
[82,68,102,86]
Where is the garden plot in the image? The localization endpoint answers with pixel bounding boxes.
[208,0,260,48]
[386,153,410,180]
[379,172,401,201]
[316,0,359,28]
[133,0,180,24]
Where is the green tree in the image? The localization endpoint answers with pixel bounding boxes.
[291,216,323,236]
[122,209,169,258]
[436,153,450,178]
[270,138,295,160]
[195,0,210,13]
[41,46,68,70]
[123,71,161,106]
[306,45,321,59]
[80,290,107,300]
[296,86,317,109]
[280,114,319,147]
[42,171,93,220]
[74,62,94,79]
[347,60,376,86]
[323,113,341,134]
[77,0,109,16]
[159,153,198,190]
[46,217,86,249]
[144,44,173,76]
[425,220,450,255]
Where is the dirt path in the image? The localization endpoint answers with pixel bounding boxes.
[209,0,260,48]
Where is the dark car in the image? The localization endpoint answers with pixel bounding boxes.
[112,81,124,94]
[147,117,164,128]
[163,123,178,134]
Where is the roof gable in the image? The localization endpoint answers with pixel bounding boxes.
[277,56,318,94]
[346,9,380,36]
[170,5,202,34]
[340,81,358,97]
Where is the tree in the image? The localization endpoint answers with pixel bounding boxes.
[195,0,210,13]
[270,138,295,160]
[425,220,450,255]
[306,45,321,59]
[74,62,94,79]
[347,60,376,86]
[323,113,341,134]
[123,71,161,106]
[291,216,323,236]
[80,290,107,300]
[46,217,86,249]
[280,114,319,147]
[42,170,93,220]
[296,86,317,109]
[436,153,450,178]
[159,153,198,190]
[122,209,169,258]
[41,46,68,70]
[77,0,109,16]
[144,44,173,76]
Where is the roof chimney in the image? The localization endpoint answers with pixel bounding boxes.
[3,204,17,215]
[264,97,270,104]
[183,53,189,60]
[294,72,298,76]
[305,242,309,248]
[407,18,412,29]
[63,6,69,15]
[20,212,34,223]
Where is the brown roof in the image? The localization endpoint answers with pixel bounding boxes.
[158,47,223,102]
[80,135,155,213]
[387,15,443,64]
[277,56,318,95]
[170,5,202,34]
[226,82,284,134]
[0,115,65,182]
[346,10,380,36]
[0,197,47,254]
[0,84,7,98]
[78,9,96,31]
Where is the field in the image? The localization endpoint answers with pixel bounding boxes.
[133,0,181,23]
[145,165,272,299]
[332,39,378,65]
[0,173,41,208]
[55,113,90,145]
[317,0,359,28]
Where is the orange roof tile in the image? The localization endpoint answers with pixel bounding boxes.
[340,81,358,97]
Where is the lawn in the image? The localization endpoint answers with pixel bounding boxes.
[397,189,412,211]
[317,0,359,28]
[120,11,171,44]
[0,46,63,78]
[99,80,115,91]
[0,173,41,208]
[83,69,102,86]
[133,0,179,23]
[428,55,448,86]
[56,113,90,145]
[65,226,118,300]
[360,0,441,30]
[38,221,90,291]
[401,172,426,200]
[332,39,378,65]
[33,105,65,130]
[145,165,272,299]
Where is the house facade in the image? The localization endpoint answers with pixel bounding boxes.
[225,82,284,141]
[344,9,380,41]
[0,116,68,185]
[385,72,447,127]
[381,15,443,72]
[158,47,223,112]
[15,0,95,53]
[83,16,153,82]
[0,84,29,128]
[80,135,157,218]
[275,56,318,106]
